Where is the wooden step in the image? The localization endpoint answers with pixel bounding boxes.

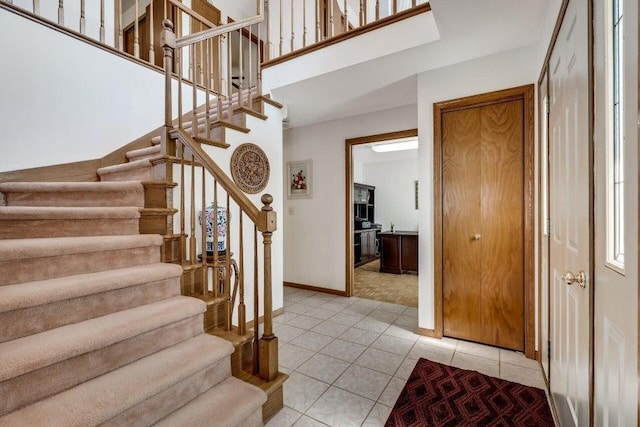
[139,208,177,235]
[0,181,144,208]
[0,235,163,286]
[142,181,177,209]
[235,370,289,423]
[209,327,255,376]
[157,233,183,264]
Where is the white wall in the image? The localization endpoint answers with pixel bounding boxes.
[0,8,204,172]
[362,158,418,231]
[416,45,538,330]
[283,104,417,291]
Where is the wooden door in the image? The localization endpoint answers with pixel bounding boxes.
[548,0,591,424]
[442,99,524,351]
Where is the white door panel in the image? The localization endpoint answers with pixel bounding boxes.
[548,0,591,425]
[593,0,638,424]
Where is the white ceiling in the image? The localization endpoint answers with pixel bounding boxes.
[273,0,551,128]
[353,142,418,164]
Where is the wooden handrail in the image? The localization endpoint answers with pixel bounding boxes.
[175,0,264,48]
[167,0,216,29]
[172,128,262,226]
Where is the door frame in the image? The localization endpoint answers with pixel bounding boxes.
[345,128,418,297]
[433,84,536,359]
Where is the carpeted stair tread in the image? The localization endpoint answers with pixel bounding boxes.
[0,234,162,261]
[97,157,163,175]
[156,376,267,427]
[0,334,234,426]
[0,206,140,221]
[126,145,161,161]
[0,263,182,314]
[0,207,143,239]
[0,181,144,207]
[0,296,204,382]
[0,206,140,220]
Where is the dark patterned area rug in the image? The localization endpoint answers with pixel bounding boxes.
[385,358,555,426]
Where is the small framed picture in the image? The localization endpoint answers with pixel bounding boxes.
[287,160,312,199]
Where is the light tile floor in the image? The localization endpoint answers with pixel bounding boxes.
[266,287,547,427]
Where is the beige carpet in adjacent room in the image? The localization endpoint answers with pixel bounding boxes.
[354,259,418,307]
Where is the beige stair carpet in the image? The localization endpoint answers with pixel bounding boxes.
[0,177,266,425]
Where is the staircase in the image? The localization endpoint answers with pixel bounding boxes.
[0,2,286,423]
[0,180,266,426]
[0,78,285,424]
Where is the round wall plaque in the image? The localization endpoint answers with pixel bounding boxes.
[230,143,270,194]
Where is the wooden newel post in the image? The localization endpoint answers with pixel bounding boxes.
[258,194,278,381]
[161,19,176,157]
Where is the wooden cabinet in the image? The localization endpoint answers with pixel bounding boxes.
[353,183,379,267]
[361,230,378,258]
[379,232,418,274]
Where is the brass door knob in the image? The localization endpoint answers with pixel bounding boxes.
[562,270,586,288]
[473,234,481,240]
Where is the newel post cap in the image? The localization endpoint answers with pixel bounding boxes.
[161,20,176,49]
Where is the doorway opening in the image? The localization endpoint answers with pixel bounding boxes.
[345,129,419,307]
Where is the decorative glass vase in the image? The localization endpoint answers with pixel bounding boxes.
[198,204,228,255]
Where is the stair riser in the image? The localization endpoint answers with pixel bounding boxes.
[126,149,162,163]
[98,166,154,182]
[100,163,168,182]
[0,246,160,286]
[0,277,181,343]
[103,357,231,426]
[2,191,143,208]
[143,183,175,209]
[162,236,182,263]
[0,218,140,239]
[204,301,230,332]
[139,214,173,235]
[231,339,255,376]
[0,314,204,416]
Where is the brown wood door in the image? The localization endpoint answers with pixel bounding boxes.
[442,99,524,351]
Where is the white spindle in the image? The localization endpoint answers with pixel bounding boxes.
[279,0,283,55]
[134,0,140,57]
[149,0,155,64]
[303,0,307,47]
[117,0,123,50]
[227,31,233,118]
[315,0,320,42]
[80,0,85,34]
[248,25,253,106]
[58,0,64,25]
[265,0,271,60]
[329,0,334,37]
[344,0,348,32]
[238,29,244,107]
[290,0,294,52]
[100,0,105,43]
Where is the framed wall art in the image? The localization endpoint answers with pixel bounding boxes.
[287,160,312,199]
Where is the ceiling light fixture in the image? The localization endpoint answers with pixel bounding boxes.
[371,137,419,153]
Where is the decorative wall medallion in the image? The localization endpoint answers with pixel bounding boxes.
[230,143,270,194]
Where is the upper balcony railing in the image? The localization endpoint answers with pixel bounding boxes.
[263,0,430,64]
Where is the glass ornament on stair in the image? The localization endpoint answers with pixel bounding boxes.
[198,204,228,255]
